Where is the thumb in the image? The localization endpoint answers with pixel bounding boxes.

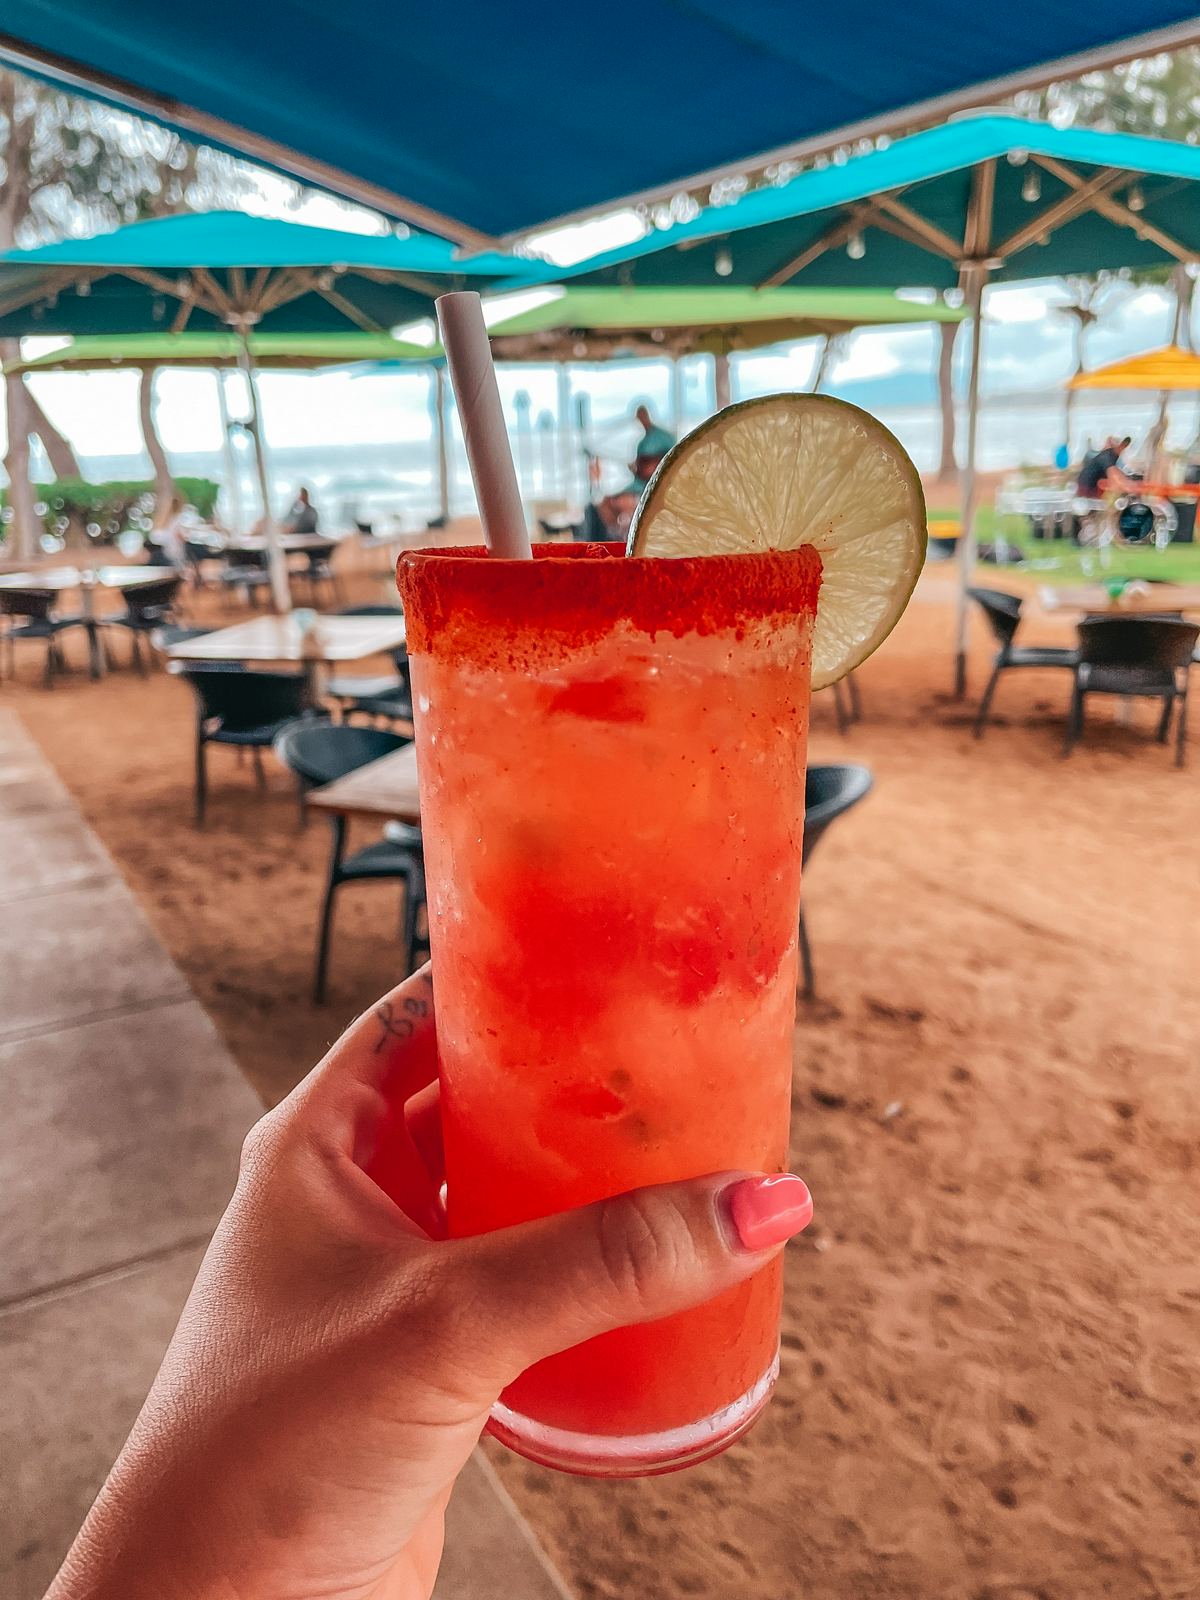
[442,1171,812,1390]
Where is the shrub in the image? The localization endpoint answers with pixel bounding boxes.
[0,476,220,547]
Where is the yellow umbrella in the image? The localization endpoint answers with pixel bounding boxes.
[1069,344,1200,390]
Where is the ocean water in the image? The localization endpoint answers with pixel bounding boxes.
[36,388,1200,533]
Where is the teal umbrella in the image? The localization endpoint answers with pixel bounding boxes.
[541,115,1200,690]
[0,212,534,606]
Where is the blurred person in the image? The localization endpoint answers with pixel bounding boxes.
[1076,434,1135,499]
[152,491,189,568]
[631,402,676,487]
[283,485,320,536]
[593,405,678,539]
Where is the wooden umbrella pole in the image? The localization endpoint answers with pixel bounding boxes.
[214,367,245,533]
[235,325,291,613]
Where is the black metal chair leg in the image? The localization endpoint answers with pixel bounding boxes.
[314,820,349,1003]
[798,908,815,1000]
[1062,680,1083,757]
[1156,694,1173,743]
[314,820,348,1004]
[400,863,426,978]
[194,729,208,826]
[831,679,849,734]
[1175,684,1189,768]
[846,670,863,723]
[313,877,339,1003]
[252,745,267,789]
[973,662,1003,738]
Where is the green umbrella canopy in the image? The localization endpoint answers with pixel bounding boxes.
[482,286,965,360]
[0,210,536,337]
[3,329,434,375]
[543,116,1200,291]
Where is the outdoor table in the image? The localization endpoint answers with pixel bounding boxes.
[1038,583,1200,616]
[0,564,178,678]
[224,533,341,555]
[165,613,407,697]
[307,744,420,824]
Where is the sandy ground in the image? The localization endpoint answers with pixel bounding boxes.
[7,553,1200,1599]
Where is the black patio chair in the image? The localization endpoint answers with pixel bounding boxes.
[219,547,273,608]
[102,574,182,674]
[180,666,323,824]
[799,763,873,999]
[183,538,222,588]
[0,588,87,688]
[1064,616,1199,768]
[295,539,344,607]
[968,586,1078,738]
[324,604,413,725]
[273,722,425,1001]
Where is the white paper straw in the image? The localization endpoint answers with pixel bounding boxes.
[436,291,532,559]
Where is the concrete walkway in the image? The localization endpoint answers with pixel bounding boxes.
[0,711,569,1600]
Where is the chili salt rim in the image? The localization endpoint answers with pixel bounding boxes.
[397,542,822,664]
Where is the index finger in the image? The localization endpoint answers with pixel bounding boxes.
[297,965,444,1234]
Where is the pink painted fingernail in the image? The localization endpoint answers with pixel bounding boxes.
[726,1174,814,1252]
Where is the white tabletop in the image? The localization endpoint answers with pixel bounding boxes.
[0,565,179,592]
[165,613,406,664]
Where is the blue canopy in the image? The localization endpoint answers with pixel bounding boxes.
[542,116,1200,290]
[0,211,534,336]
[1,7,1196,241]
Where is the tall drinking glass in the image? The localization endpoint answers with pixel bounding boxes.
[397,541,820,1476]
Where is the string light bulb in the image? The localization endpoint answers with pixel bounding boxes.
[847,231,866,261]
[1022,168,1041,204]
[1127,182,1146,213]
[714,245,733,277]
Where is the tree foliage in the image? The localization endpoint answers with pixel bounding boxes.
[0,68,256,249]
[0,66,259,554]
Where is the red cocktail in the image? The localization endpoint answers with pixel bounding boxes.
[398,540,819,1475]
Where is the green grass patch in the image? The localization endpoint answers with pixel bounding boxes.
[927,503,1200,585]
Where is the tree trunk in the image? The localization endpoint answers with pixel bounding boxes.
[1171,264,1195,351]
[1146,394,1170,479]
[1063,317,1086,459]
[937,318,959,483]
[0,82,41,558]
[24,386,81,478]
[809,335,833,393]
[3,362,39,562]
[713,352,732,409]
[138,366,175,515]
